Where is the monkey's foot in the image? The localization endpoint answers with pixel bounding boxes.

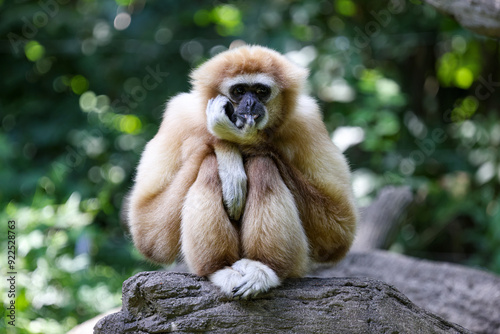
[209,259,280,299]
[209,266,243,296]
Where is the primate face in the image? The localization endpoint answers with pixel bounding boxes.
[225,83,270,129]
[220,73,278,130]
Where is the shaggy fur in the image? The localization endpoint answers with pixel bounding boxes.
[128,45,357,297]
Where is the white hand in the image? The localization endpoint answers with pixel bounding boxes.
[206,95,259,143]
[206,95,236,138]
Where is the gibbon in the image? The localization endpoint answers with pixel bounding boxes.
[128,45,357,298]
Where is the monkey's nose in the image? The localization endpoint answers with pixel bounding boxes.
[244,98,255,112]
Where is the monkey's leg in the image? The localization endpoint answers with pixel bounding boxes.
[181,154,240,277]
[275,158,357,264]
[299,194,356,263]
[128,146,209,265]
[230,156,309,298]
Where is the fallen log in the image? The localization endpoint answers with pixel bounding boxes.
[94,271,472,333]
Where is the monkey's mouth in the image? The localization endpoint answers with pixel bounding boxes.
[234,113,261,129]
[224,102,262,129]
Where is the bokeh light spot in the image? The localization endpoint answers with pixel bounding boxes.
[108,166,126,184]
[212,5,243,36]
[155,28,172,45]
[114,13,131,30]
[35,58,52,74]
[451,35,467,54]
[25,41,45,62]
[119,115,142,134]
[71,75,89,95]
[437,52,458,86]
[452,96,478,122]
[79,91,97,112]
[335,0,356,17]
[454,67,474,89]
[213,5,240,27]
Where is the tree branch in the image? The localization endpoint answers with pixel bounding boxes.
[94,271,472,333]
[423,0,500,37]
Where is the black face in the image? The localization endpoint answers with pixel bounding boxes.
[225,84,271,129]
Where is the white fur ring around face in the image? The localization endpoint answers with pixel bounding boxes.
[209,259,281,299]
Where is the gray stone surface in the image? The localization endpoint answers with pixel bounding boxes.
[94,271,472,334]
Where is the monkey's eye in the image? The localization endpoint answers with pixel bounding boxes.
[232,85,246,97]
[255,85,271,99]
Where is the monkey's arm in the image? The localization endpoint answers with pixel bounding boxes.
[277,95,358,263]
[207,95,248,220]
[128,93,211,264]
[214,143,247,220]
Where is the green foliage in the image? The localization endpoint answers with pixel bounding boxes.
[0,197,126,333]
[1,0,499,332]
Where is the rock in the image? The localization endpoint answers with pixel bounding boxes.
[311,250,500,334]
[94,271,471,333]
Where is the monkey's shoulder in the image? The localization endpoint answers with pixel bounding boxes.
[159,92,207,132]
[293,95,324,123]
[278,95,329,140]
[163,92,203,119]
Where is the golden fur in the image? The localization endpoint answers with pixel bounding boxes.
[128,45,357,290]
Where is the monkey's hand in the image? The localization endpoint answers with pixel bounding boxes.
[206,95,258,142]
[214,143,247,220]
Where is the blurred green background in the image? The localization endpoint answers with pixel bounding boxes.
[1,0,499,332]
